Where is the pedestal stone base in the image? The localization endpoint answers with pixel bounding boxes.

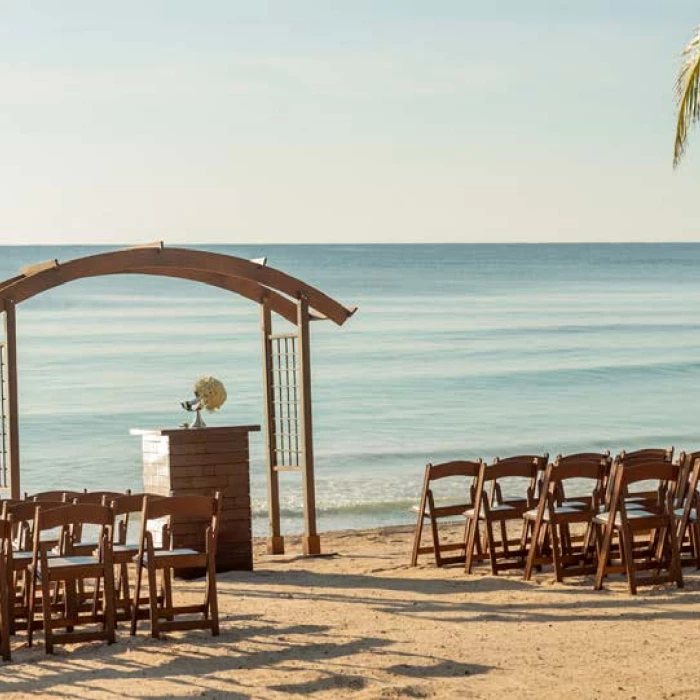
[132,425,260,573]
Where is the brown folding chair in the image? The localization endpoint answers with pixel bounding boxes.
[2,499,67,634]
[593,458,683,594]
[410,460,482,567]
[131,493,222,639]
[523,453,611,582]
[465,454,548,575]
[27,503,116,653]
[0,518,12,661]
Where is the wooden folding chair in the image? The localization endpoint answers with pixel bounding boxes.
[465,454,548,575]
[0,518,13,661]
[524,453,611,582]
[410,460,482,567]
[27,503,116,653]
[131,493,222,639]
[593,458,683,594]
[2,499,67,634]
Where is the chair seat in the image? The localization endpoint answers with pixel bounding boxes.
[44,555,103,571]
[141,548,202,566]
[464,503,515,518]
[594,509,655,526]
[523,505,587,521]
[113,543,140,554]
[674,507,698,521]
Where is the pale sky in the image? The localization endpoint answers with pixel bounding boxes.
[0,1,699,245]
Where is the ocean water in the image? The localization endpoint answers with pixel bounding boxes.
[1,243,699,536]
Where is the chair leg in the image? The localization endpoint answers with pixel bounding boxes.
[130,563,143,636]
[65,580,77,633]
[667,518,684,589]
[410,513,425,567]
[465,517,478,574]
[40,572,54,654]
[146,564,160,639]
[619,527,637,595]
[428,512,441,567]
[0,561,10,661]
[594,523,613,590]
[119,562,132,620]
[550,522,563,583]
[524,520,544,581]
[103,567,117,644]
[26,571,35,648]
[484,519,499,575]
[163,570,174,621]
[499,519,509,557]
[207,559,219,636]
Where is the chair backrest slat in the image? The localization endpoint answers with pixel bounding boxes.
[36,503,113,531]
[549,452,611,484]
[616,447,674,466]
[143,494,220,522]
[425,460,482,481]
[73,491,130,506]
[4,500,66,524]
[618,459,679,488]
[25,490,87,502]
[483,454,548,482]
[110,493,149,516]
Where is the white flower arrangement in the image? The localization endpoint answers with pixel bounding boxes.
[193,376,227,412]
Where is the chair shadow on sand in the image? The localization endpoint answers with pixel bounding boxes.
[230,565,700,626]
[1,562,697,698]
[0,607,491,699]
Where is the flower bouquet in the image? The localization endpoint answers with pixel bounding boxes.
[181,376,227,428]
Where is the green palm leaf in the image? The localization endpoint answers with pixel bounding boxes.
[674,26,700,167]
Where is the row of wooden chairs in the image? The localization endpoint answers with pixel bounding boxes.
[411,447,700,594]
[0,489,222,659]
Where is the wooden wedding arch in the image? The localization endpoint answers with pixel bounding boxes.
[0,242,356,555]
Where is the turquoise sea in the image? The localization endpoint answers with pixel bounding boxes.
[1,244,699,536]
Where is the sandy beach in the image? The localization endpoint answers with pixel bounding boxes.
[0,523,697,699]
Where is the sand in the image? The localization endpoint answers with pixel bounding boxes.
[0,523,699,699]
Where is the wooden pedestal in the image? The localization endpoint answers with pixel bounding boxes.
[131,425,260,572]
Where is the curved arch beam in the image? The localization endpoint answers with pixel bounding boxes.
[118,268,325,326]
[0,247,355,325]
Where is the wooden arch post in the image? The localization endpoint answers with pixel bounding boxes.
[261,294,321,556]
[297,294,320,556]
[3,300,20,498]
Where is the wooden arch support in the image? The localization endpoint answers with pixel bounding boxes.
[0,244,357,555]
[0,246,356,326]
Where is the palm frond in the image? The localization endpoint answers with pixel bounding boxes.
[674,26,700,168]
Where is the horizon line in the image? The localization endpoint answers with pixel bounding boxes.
[2,240,700,247]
